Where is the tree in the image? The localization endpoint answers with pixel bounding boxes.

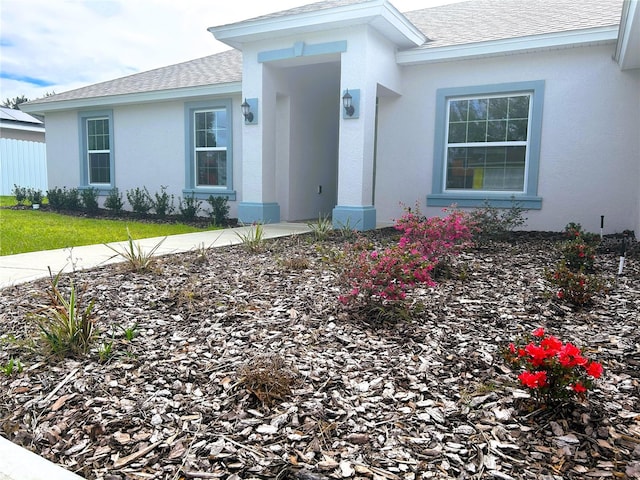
[2,95,29,110]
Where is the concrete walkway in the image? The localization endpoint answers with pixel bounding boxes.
[0,222,311,479]
[0,222,311,289]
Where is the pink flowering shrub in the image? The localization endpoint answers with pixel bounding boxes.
[338,244,435,306]
[504,327,603,404]
[339,204,476,314]
[395,204,476,263]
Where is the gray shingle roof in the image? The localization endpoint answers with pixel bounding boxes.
[28,0,622,107]
[26,49,242,105]
[404,0,623,50]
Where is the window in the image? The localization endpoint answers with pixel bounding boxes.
[184,100,234,199]
[428,81,544,209]
[195,109,227,187]
[87,118,111,184]
[79,110,114,189]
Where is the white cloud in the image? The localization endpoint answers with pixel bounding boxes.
[0,0,461,103]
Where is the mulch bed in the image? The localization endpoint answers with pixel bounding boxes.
[0,229,638,479]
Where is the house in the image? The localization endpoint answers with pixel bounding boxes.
[21,0,640,234]
[0,106,47,195]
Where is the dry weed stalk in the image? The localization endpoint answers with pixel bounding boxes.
[238,353,298,406]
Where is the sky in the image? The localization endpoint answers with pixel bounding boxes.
[0,0,461,104]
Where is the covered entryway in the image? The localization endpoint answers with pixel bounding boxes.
[270,60,341,222]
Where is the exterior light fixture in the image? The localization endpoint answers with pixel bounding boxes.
[342,89,354,117]
[241,98,254,122]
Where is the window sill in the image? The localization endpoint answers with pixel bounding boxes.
[182,189,236,201]
[426,193,542,209]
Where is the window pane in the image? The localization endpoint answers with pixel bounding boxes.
[89,152,110,184]
[196,151,227,187]
[445,146,525,191]
[507,119,528,141]
[467,121,486,142]
[449,100,468,122]
[487,120,507,142]
[488,97,508,120]
[468,99,487,121]
[448,123,467,143]
[508,96,529,119]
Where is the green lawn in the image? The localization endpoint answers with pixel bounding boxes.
[0,196,217,256]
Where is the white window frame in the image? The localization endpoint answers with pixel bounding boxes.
[194,108,227,188]
[444,92,532,194]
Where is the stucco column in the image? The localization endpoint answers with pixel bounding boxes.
[333,81,377,231]
[238,57,280,224]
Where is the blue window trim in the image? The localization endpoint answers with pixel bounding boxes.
[78,110,115,193]
[184,99,236,201]
[427,80,544,209]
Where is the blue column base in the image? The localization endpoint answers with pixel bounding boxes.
[332,205,376,231]
[238,202,280,224]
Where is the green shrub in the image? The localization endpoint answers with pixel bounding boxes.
[104,188,124,212]
[27,188,43,205]
[80,187,99,212]
[126,187,153,215]
[178,194,201,220]
[545,261,608,307]
[46,187,65,210]
[46,187,81,210]
[12,185,28,205]
[468,198,528,243]
[561,237,597,272]
[152,186,175,218]
[207,195,230,226]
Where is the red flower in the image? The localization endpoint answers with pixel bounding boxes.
[532,328,545,338]
[525,344,552,366]
[572,383,587,393]
[519,371,547,389]
[509,343,516,354]
[586,361,603,379]
[541,335,562,354]
[558,342,587,367]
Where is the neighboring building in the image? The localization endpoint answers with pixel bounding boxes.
[0,106,47,195]
[21,0,640,234]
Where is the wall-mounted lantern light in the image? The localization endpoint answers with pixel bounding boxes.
[241,98,254,123]
[341,89,359,119]
[342,89,354,117]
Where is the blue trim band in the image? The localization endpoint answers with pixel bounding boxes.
[332,205,376,231]
[182,189,236,202]
[258,40,347,63]
[426,194,542,209]
[238,202,280,224]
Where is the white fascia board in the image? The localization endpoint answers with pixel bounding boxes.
[615,0,640,69]
[397,26,619,65]
[209,0,424,49]
[20,82,243,115]
[0,121,45,133]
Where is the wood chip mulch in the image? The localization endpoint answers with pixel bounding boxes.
[0,229,638,480]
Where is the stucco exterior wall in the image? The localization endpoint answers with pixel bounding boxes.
[44,96,244,218]
[375,44,640,234]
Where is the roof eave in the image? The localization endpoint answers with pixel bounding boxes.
[20,82,243,115]
[209,0,425,50]
[397,26,619,65]
[614,0,640,70]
